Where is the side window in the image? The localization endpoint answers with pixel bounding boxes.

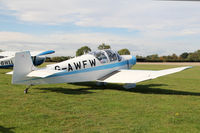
[117,53,122,61]
[105,50,117,62]
[95,52,108,64]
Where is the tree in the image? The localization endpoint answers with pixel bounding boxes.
[76,46,91,56]
[118,48,130,55]
[187,50,200,62]
[172,53,178,60]
[136,55,146,62]
[98,43,110,50]
[146,54,159,61]
[50,56,71,62]
[180,52,189,59]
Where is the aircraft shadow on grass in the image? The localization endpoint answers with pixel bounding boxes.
[35,82,200,96]
[36,86,94,95]
[0,126,15,133]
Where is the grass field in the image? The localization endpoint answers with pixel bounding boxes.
[0,64,200,133]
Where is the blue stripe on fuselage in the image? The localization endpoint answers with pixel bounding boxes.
[23,58,136,82]
[0,64,13,68]
[47,60,129,78]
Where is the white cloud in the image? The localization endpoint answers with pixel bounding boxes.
[0,31,199,56]
[0,0,200,56]
[1,0,200,31]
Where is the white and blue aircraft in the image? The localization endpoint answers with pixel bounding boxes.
[0,50,55,68]
[11,50,191,93]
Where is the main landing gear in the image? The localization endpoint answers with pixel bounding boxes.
[24,85,32,94]
[96,82,107,86]
[123,83,136,89]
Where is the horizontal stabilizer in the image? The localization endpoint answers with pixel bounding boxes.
[27,69,62,78]
[6,71,13,75]
[97,66,192,84]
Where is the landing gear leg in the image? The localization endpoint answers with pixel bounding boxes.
[96,82,107,86]
[123,83,136,89]
[24,85,32,94]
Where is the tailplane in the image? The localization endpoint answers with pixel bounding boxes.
[12,51,35,85]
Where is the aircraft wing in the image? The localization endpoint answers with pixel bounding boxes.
[97,66,192,84]
[7,69,59,77]
[0,50,55,57]
[0,51,16,57]
[30,50,55,56]
[0,56,14,61]
[6,71,13,74]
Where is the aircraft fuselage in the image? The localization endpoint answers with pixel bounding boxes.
[22,50,137,85]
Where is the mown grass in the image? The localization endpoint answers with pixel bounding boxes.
[0,64,200,133]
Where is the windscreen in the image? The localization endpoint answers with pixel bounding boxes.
[90,51,108,64]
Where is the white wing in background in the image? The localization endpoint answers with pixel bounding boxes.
[0,51,17,57]
[0,50,55,57]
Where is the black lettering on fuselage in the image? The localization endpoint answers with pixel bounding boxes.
[89,59,96,67]
[4,61,9,65]
[0,60,13,66]
[74,62,81,70]
[55,66,61,70]
[62,67,67,70]
[82,60,87,68]
[54,59,96,72]
[0,61,4,66]
[68,63,73,71]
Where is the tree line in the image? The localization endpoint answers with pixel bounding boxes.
[136,50,200,62]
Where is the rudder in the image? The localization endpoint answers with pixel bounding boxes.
[12,51,35,85]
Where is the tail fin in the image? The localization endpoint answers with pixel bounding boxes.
[12,51,35,85]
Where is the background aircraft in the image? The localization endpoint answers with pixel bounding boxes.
[0,50,55,68]
[11,50,191,93]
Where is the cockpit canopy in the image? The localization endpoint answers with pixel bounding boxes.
[89,49,122,64]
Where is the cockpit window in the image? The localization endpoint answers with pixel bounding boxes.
[105,50,117,62]
[90,51,108,64]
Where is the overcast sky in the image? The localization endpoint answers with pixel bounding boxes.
[0,0,200,56]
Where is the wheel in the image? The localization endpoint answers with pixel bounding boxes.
[96,82,104,86]
[24,88,28,94]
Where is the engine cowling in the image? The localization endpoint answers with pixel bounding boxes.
[32,56,46,66]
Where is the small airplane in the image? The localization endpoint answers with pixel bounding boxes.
[11,49,191,94]
[0,50,55,68]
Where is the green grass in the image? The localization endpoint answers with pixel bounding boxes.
[0,64,200,133]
